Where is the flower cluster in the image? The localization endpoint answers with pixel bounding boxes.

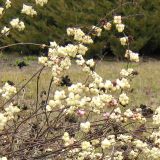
[125,50,139,62]
[35,15,150,159]
[119,93,129,106]
[120,68,134,77]
[1,3,160,159]
[67,27,93,44]
[0,82,17,100]
[103,22,112,30]
[5,0,11,9]
[0,103,20,130]
[0,157,7,160]
[10,18,25,31]
[80,121,91,133]
[35,0,48,6]
[0,1,47,37]
[92,26,102,36]
[62,132,75,146]
[21,4,37,17]
[1,26,10,36]
[153,106,160,125]
[101,135,115,149]
[120,36,128,45]
[0,7,4,16]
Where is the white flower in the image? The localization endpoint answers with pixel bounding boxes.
[116,78,130,89]
[21,4,37,17]
[86,59,95,67]
[60,57,71,70]
[0,7,4,15]
[76,55,85,65]
[82,66,91,73]
[120,68,133,77]
[67,27,75,36]
[124,109,133,118]
[77,44,88,55]
[66,92,79,104]
[46,105,52,112]
[125,50,139,62]
[149,147,160,159]
[133,139,148,149]
[117,134,132,143]
[114,107,121,114]
[116,24,125,32]
[5,104,20,114]
[0,82,17,100]
[0,113,7,130]
[5,103,20,120]
[81,141,92,150]
[35,0,48,6]
[49,100,62,109]
[0,156,7,160]
[104,80,113,90]
[129,149,139,159]
[67,27,93,44]
[68,83,84,94]
[45,148,53,152]
[49,44,79,57]
[114,151,123,160]
[62,132,70,142]
[92,26,102,37]
[10,18,25,31]
[119,93,129,106]
[120,37,128,46]
[114,16,122,24]
[103,22,112,30]
[153,107,160,125]
[82,35,93,44]
[18,21,25,31]
[62,132,75,146]
[38,56,48,65]
[5,0,11,9]
[54,90,66,100]
[65,44,78,57]
[101,138,111,149]
[80,121,91,133]
[1,26,10,36]
[50,41,58,48]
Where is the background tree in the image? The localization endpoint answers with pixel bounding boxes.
[0,0,160,58]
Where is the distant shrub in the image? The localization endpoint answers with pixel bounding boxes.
[0,1,160,160]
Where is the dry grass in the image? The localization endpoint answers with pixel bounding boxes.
[0,57,159,160]
[0,57,160,108]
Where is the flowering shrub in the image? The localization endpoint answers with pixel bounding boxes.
[0,1,159,160]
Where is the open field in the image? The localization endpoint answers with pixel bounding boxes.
[0,57,160,108]
[0,57,160,159]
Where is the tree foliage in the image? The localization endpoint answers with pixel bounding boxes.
[0,0,160,57]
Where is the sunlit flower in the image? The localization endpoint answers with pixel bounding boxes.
[103,22,112,30]
[1,26,10,36]
[10,18,25,31]
[80,121,91,133]
[92,26,102,37]
[119,93,129,106]
[125,50,139,62]
[5,0,11,9]
[0,7,4,15]
[35,0,48,6]
[116,23,125,32]
[114,16,122,24]
[21,4,37,17]
[120,37,128,45]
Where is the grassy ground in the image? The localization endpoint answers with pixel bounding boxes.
[0,56,159,160]
[0,56,160,109]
